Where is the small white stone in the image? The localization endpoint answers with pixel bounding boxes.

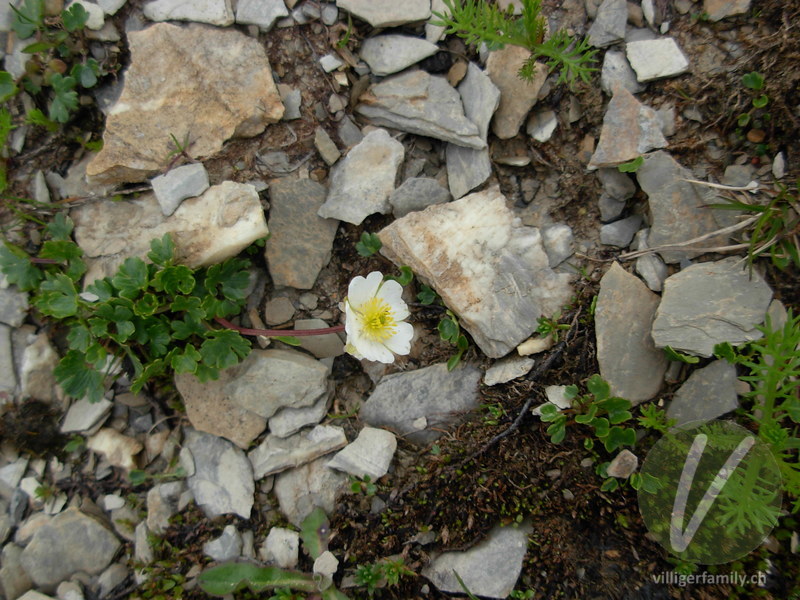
[772,152,786,179]
[516,335,554,356]
[320,54,344,72]
[526,109,558,142]
[313,550,339,578]
[260,527,299,568]
[606,449,639,478]
[626,38,689,82]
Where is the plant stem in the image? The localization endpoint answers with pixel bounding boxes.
[214,317,345,338]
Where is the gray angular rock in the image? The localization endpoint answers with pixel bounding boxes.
[459,62,501,140]
[704,0,750,22]
[87,23,283,184]
[542,224,574,267]
[204,525,242,561]
[446,145,492,200]
[667,360,740,426]
[264,296,295,325]
[635,253,669,292]
[248,425,347,479]
[317,129,404,225]
[337,116,363,148]
[652,257,773,357]
[236,0,288,30]
[600,49,646,95]
[589,85,667,168]
[266,178,338,288]
[184,429,254,519]
[606,449,638,478]
[599,194,627,223]
[0,544,32,600]
[356,71,485,149]
[636,151,727,263]
[336,0,430,27]
[73,182,268,284]
[269,390,331,438]
[389,177,451,218]
[19,332,58,403]
[423,523,532,598]
[146,481,184,534]
[526,109,558,142]
[143,0,234,25]
[261,527,300,568]
[273,456,347,527]
[487,46,548,139]
[360,35,439,76]
[327,426,397,479]
[314,127,340,166]
[20,508,120,591]
[360,363,481,444]
[598,167,636,200]
[0,458,28,500]
[277,84,302,120]
[0,274,28,327]
[600,214,643,247]
[151,163,210,216]
[483,355,535,386]
[0,324,16,398]
[378,187,574,357]
[595,263,667,404]
[61,398,113,434]
[588,0,627,47]
[626,38,689,82]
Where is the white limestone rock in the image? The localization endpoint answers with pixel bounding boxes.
[236,0,288,30]
[626,38,689,82]
[143,0,235,25]
[336,0,430,27]
[248,425,347,479]
[327,427,397,480]
[360,35,439,76]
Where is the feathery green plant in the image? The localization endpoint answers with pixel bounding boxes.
[432,0,598,87]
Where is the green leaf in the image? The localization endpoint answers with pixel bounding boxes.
[134,293,160,316]
[538,402,560,421]
[22,40,54,54]
[300,507,330,561]
[446,350,464,371]
[171,345,202,374]
[274,335,301,346]
[54,349,105,402]
[147,234,175,266]
[170,295,205,320]
[197,563,317,597]
[45,213,74,241]
[385,265,413,286]
[111,257,149,299]
[438,317,459,343]
[70,60,98,88]
[152,265,195,295]
[47,74,78,123]
[742,71,765,90]
[11,0,43,39]
[61,2,88,32]
[617,156,644,173]
[586,374,610,401]
[663,346,700,364]
[591,417,609,438]
[574,404,598,424]
[129,469,148,486]
[67,324,92,352]
[84,278,114,302]
[456,333,468,351]
[713,341,737,363]
[737,113,751,127]
[39,240,82,264]
[355,232,382,257]
[171,315,206,340]
[0,71,19,102]
[547,417,566,444]
[34,273,78,317]
[417,284,438,305]
[204,258,251,302]
[0,107,14,147]
[752,94,769,109]
[0,243,43,290]
[603,426,636,452]
[200,329,250,369]
[145,320,171,356]
[600,477,619,492]
[84,342,107,369]
[130,359,166,394]
[564,384,579,399]
[597,396,633,425]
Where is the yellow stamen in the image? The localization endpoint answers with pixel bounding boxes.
[357,296,396,342]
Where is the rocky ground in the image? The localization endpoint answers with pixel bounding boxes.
[1,0,799,599]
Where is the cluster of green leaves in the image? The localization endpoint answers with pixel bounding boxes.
[737,71,770,153]
[535,311,570,342]
[0,214,254,402]
[355,232,382,257]
[480,401,506,426]
[713,181,800,272]
[416,284,469,370]
[348,474,378,496]
[353,558,413,597]
[432,0,598,87]
[198,509,350,599]
[715,310,800,512]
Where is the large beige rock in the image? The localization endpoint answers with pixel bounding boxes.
[378,187,574,358]
[87,23,283,184]
[486,46,547,139]
[72,182,268,284]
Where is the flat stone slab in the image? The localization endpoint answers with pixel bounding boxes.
[360,363,482,444]
[589,85,667,168]
[667,360,740,426]
[266,178,338,288]
[595,263,667,404]
[236,0,288,30]
[652,257,773,357]
[61,397,113,433]
[72,182,268,283]
[273,457,347,527]
[486,46,547,139]
[184,429,254,519]
[636,151,727,263]
[626,38,689,82]
[446,145,492,200]
[248,425,347,479]
[317,128,404,225]
[588,0,627,47]
[360,35,439,76]
[423,522,532,598]
[378,187,574,358]
[143,0,235,25]
[20,508,120,591]
[327,426,397,479]
[87,23,283,184]
[356,70,485,149]
[484,356,535,386]
[336,0,430,27]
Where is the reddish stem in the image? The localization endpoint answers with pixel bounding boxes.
[215,317,346,337]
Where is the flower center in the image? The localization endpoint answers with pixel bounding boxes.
[358,297,396,342]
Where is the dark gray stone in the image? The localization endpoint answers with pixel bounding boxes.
[389,177,451,217]
[600,214,643,247]
[667,360,740,426]
[588,0,627,47]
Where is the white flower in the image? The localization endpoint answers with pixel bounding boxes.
[344,271,413,363]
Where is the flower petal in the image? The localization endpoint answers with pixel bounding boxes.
[348,271,384,308]
[377,279,409,320]
[353,336,395,363]
[384,321,414,356]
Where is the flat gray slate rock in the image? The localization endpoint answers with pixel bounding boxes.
[652,257,773,357]
[626,38,689,82]
[667,360,740,426]
[360,363,482,444]
[588,0,627,48]
[595,262,667,404]
[336,0,430,27]
[184,429,254,519]
[423,522,532,598]
[389,177,451,217]
[360,35,439,76]
[356,70,485,149]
